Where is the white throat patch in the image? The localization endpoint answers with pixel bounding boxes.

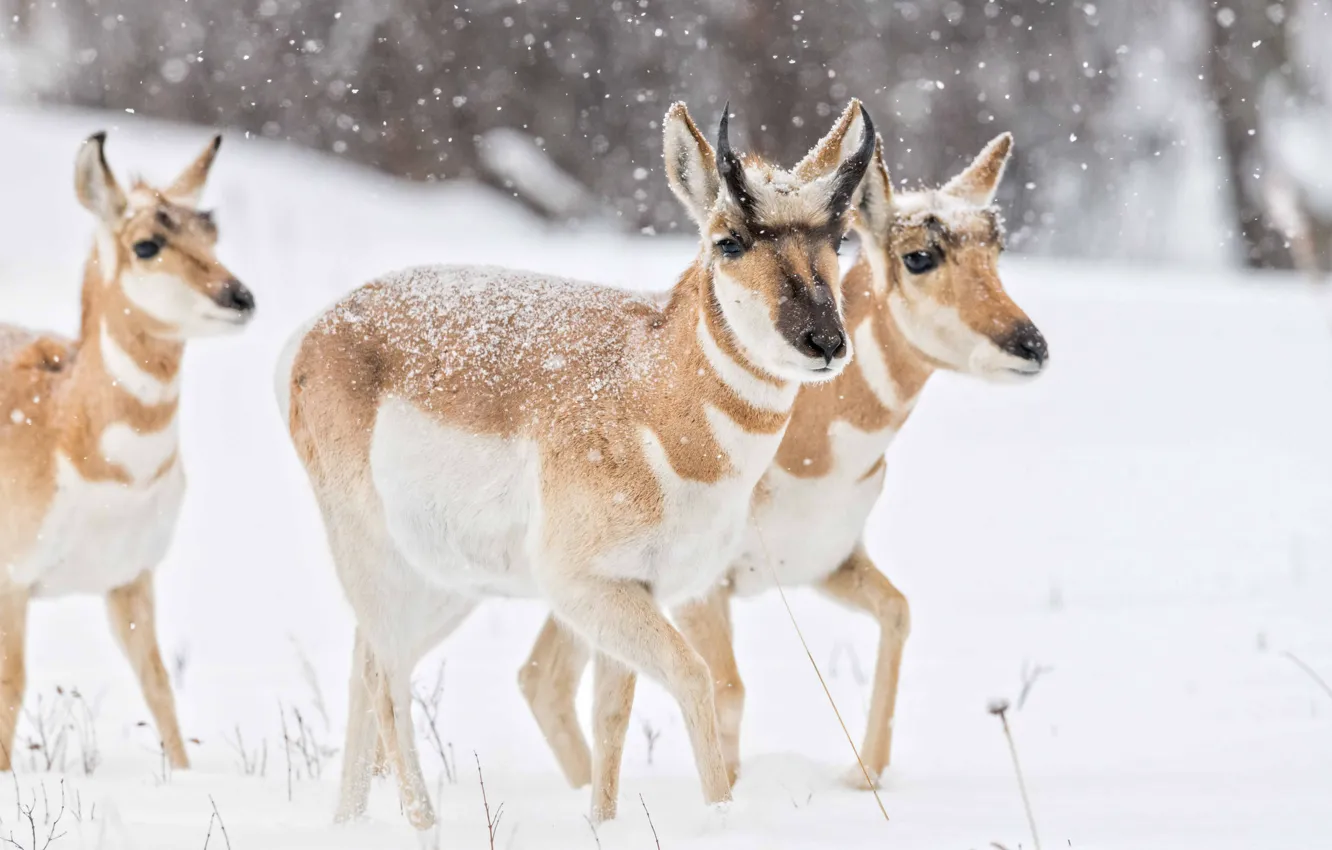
[99,319,180,406]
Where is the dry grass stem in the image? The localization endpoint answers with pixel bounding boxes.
[639,795,661,850]
[202,795,231,850]
[474,752,503,850]
[1282,651,1332,702]
[756,529,889,822]
[989,699,1041,850]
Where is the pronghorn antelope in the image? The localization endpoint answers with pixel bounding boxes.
[0,133,254,772]
[519,110,1048,805]
[276,100,876,827]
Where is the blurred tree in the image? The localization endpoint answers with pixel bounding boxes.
[6,0,1330,268]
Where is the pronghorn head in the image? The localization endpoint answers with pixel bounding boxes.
[664,101,875,383]
[855,133,1048,381]
[75,132,254,338]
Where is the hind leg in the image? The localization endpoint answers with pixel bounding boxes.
[675,583,743,787]
[819,545,910,787]
[0,582,28,772]
[336,630,381,822]
[518,614,592,788]
[319,491,474,829]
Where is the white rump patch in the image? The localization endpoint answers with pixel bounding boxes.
[370,396,539,596]
[100,319,179,406]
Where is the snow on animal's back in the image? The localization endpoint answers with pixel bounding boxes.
[320,264,671,439]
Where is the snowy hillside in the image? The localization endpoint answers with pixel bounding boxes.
[1,105,1330,850]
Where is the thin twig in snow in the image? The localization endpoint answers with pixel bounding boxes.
[755,528,889,822]
[475,752,503,850]
[989,699,1041,850]
[1282,651,1332,702]
[1017,661,1053,711]
[278,703,293,803]
[583,814,601,850]
[202,795,231,850]
[639,795,661,850]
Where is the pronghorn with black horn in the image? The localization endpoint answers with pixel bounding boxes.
[276,100,876,827]
[520,110,1048,806]
[0,133,254,772]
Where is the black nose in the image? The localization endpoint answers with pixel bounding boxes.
[214,279,255,313]
[803,329,846,365]
[1000,321,1047,365]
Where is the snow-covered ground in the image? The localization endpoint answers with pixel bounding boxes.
[1,104,1330,849]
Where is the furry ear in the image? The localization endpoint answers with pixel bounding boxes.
[824,106,875,219]
[74,132,126,223]
[167,134,223,207]
[794,99,865,183]
[854,134,893,246]
[941,132,1013,207]
[663,102,720,226]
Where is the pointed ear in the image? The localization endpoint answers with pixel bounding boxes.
[663,102,720,226]
[941,132,1013,207]
[794,99,865,182]
[166,135,223,207]
[75,132,126,224]
[855,135,893,245]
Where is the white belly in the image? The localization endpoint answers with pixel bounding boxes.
[15,455,186,597]
[370,397,781,607]
[370,397,541,597]
[731,420,895,595]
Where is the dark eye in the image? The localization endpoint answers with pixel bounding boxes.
[835,235,848,255]
[716,238,744,259]
[133,239,161,260]
[902,250,937,274]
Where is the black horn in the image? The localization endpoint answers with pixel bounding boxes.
[716,102,757,219]
[826,107,877,217]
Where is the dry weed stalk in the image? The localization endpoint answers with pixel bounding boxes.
[412,660,457,784]
[202,795,231,850]
[641,719,662,766]
[583,814,601,850]
[474,753,503,850]
[225,726,267,777]
[988,699,1041,850]
[0,779,66,850]
[639,795,661,850]
[1282,651,1332,702]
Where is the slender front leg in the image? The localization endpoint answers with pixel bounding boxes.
[589,652,636,823]
[545,575,731,811]
[0,583,29,772]
[519,614,592,788]
[336,630,380,822]
[106,572,188,769]
[818,546,910,787]
[674,582,743,788]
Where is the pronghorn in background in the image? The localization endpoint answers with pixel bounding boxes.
[276,100,876,827]
[0,134,254,772]
[520,110,1048,807]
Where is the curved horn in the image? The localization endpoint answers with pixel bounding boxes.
[716,102,756,219]
[826,107,877,218]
